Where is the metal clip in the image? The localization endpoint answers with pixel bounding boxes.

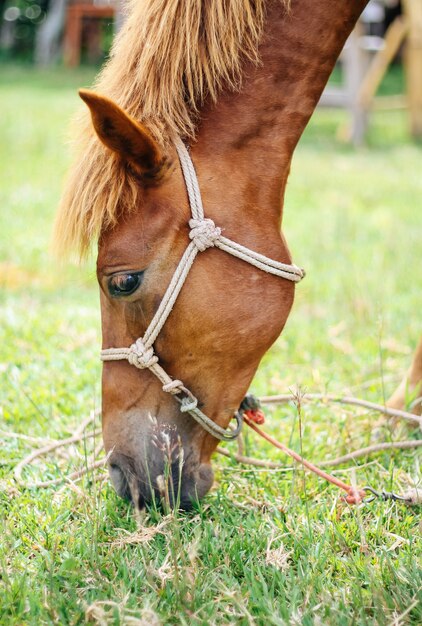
[362,486,411,504]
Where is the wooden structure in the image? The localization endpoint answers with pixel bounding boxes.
[64,0,116,67]
[319,0,422,144]
[405,0,422,137]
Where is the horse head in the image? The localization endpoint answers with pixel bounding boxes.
[80,91,296,509]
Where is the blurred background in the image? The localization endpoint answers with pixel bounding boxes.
[0,0,116,65]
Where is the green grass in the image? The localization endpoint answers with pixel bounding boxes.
[0,63,421,625]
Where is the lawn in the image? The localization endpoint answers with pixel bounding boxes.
[0,63,421,625]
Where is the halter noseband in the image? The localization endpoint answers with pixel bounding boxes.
[101,138,305,441]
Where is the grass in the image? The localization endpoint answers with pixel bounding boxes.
[0,63,421,625]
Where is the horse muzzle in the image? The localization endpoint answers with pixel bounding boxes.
[107,446,214,511]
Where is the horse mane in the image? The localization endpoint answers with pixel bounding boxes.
[54,0,288,257]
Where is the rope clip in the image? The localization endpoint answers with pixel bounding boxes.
[362,486,411,504]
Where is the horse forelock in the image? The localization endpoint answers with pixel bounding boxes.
[54,0,290,258]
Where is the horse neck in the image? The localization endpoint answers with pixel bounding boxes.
[194,0,368,220]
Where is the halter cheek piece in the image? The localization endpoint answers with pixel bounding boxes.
[101,138,305,441]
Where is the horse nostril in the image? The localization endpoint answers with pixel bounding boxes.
[108,462,131,500]
[137,493,145,510]
[198,464,213,483]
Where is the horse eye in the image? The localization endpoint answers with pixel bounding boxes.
[108,272,144,297]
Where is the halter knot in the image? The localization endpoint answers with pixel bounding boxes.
[189,218,221,251]
[128,339,158,369]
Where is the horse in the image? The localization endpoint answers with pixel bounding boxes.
[54,0,421,509]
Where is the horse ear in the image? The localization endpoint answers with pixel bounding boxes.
[78,89,165,179]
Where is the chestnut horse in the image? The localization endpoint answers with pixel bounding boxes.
[55,0,421,509]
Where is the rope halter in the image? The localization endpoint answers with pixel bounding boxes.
[101,138,305,441]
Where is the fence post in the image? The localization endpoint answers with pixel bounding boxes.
[404,0,422,138]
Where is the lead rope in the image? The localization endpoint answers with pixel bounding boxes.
[239,395,419,505]
[244,416,367,504]
[101,138,304,441]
